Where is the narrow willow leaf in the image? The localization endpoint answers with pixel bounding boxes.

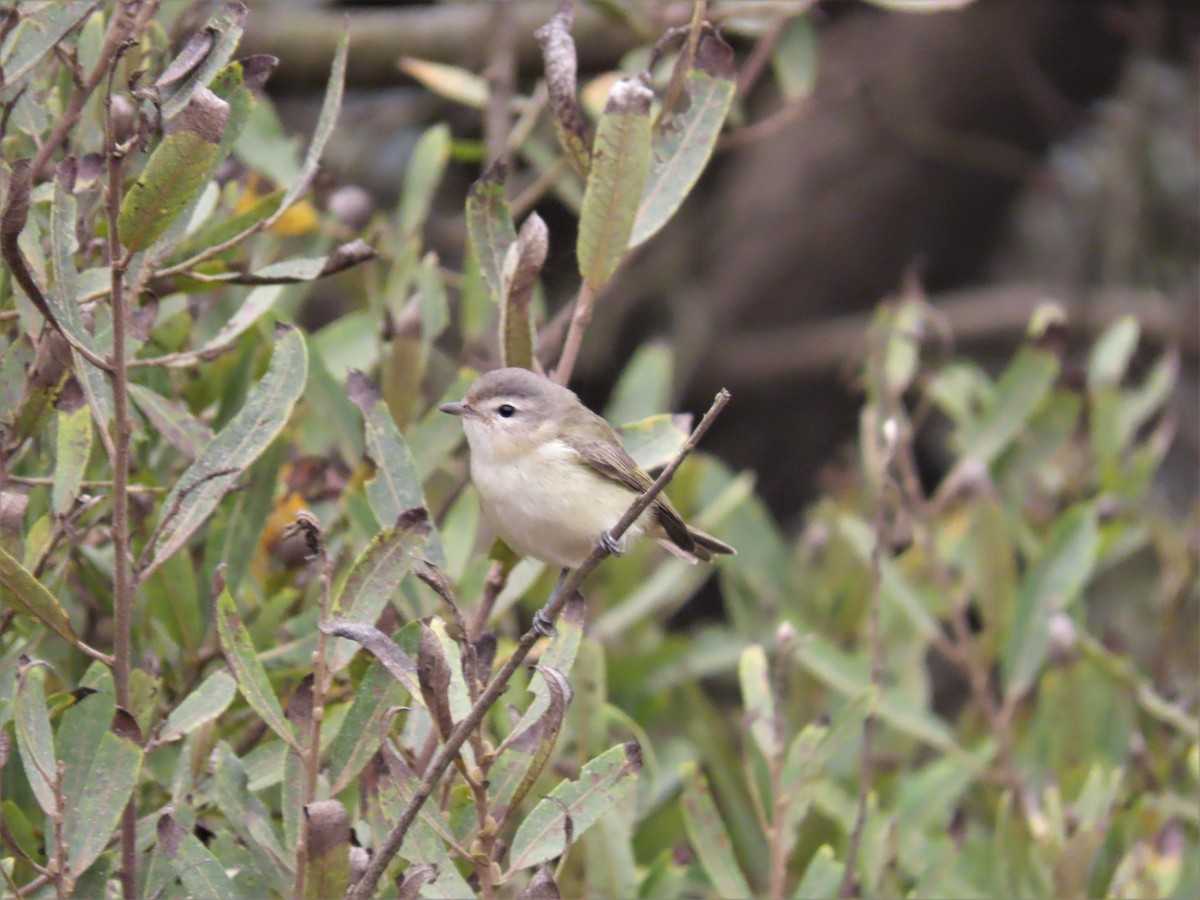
[739,644,779,761]
[57,690,115,812]
[303,800,350,900]
[329,660,406,794]
[493,666,573,820]
[520,866,563,899]
[508,593,585,735]
[211,742,291,890]
[49,161,100,354]
[52,401,92,515]
[1087,315,1139,393]
[318,621,421,699]
[576,77,653,290]
[128,383,214,459]
[1004,504,1099,701]
[417,622,456,740]
[215,586,297,748]
[680,761,753,898]
[398,123,451,238]
[770,14,818,102]
[399,57,488,108]
[145,326,307,577]
[282,741,304,854]
[347,371,445,564]
[837,514,940,640]
[161,669,237,742]
[0,543,80,648]
[0,1,98,99]
[466,165,517,305]
[330,510,431,672]
[65,731,142,877]
[275,28,346,216]
[397,863,441,900]
[605,342,672,424]
[159,1,248,120]
[118,89,230,251]
[793,637,962,756]
[618,413,690,472]
[792,845,845,899]
[158,814,241,899]
[188,240,376,288]
[501,213,548,369]
[14,664,57,816]
[959,346,1058,467]
[534,0,590,175]
[508,741,643,871]
[417,251,449,350]
[630,30,735,248]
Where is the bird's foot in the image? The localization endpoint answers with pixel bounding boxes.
[532,607,558,638]
[600,530,624,556]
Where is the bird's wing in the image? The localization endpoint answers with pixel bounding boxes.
[564,424,695,553]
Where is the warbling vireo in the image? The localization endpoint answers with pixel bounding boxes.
[440,368,734,627]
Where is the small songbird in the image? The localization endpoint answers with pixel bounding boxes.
[440,368,735,573]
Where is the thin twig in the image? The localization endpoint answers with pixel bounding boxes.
[839,418,897,899]
[471,559,508,641]
[483,0,517,170]
[550,281,595,386]
[103,43,138,900]
[655,0,707,130]
[345,389,732,900]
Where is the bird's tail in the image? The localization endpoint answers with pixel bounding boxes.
[656,527,736,564]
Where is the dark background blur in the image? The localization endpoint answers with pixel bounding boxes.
[235,0,1199,527]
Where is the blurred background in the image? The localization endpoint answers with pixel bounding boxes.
[227,0,1198,530]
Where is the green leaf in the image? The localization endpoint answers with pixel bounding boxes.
[211,742,291,891]
[1087,315,1139,393]
[398,123,451,238]
[630,31,736,248]
[56,690,115,832]
[158,1,248,121]
[399,57,489,108]
[278,27,347,214]
[618,413,690,472]
[329,659,406,794]
[792,845,845,899]
[508,742,643,871]
[771,14,819,102]
[577,77,654,290]
[329,512,431,673]
[680,761,753,899]
[145,326,307,577]
[158,813,241,899]
[14,664,57,816]
[0,1,99,100]
[959,346,1059,467]
[739,644,779,761]
[65,731,142,877]
[1003,503,1099,701]
[128,383,214,460]
[605,342,672,424]
[215,585,297,748]
[466,166,518,306]
[492,665,574,820]
[501,213,548,369]
[1,543,81,649]
[347,371,445,565]
[49,162,99,354]
[118,91,229,251]
[161,669,237,743]
[52,402,92,515]
[188,285,285,353]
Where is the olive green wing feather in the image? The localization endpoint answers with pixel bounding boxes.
[563,420,696,554]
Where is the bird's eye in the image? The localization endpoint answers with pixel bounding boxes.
[497,404,516,418]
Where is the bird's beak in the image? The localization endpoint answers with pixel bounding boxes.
[439,401,476,418]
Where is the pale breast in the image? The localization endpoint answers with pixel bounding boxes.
[469,438,651,568]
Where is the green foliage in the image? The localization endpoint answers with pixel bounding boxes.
[0,3,1194,900]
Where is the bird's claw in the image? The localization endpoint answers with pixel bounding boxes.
[600,530,623,556]
[532,608,558,638]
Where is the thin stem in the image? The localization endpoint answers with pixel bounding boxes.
[483,0,516,169]
[551,281,595,386]
[345,389,732,900]
[839,420,897,899]
[655,0,707,130]
[471,560,509,641]
[103,51,137,900]
[294,535,334,900]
